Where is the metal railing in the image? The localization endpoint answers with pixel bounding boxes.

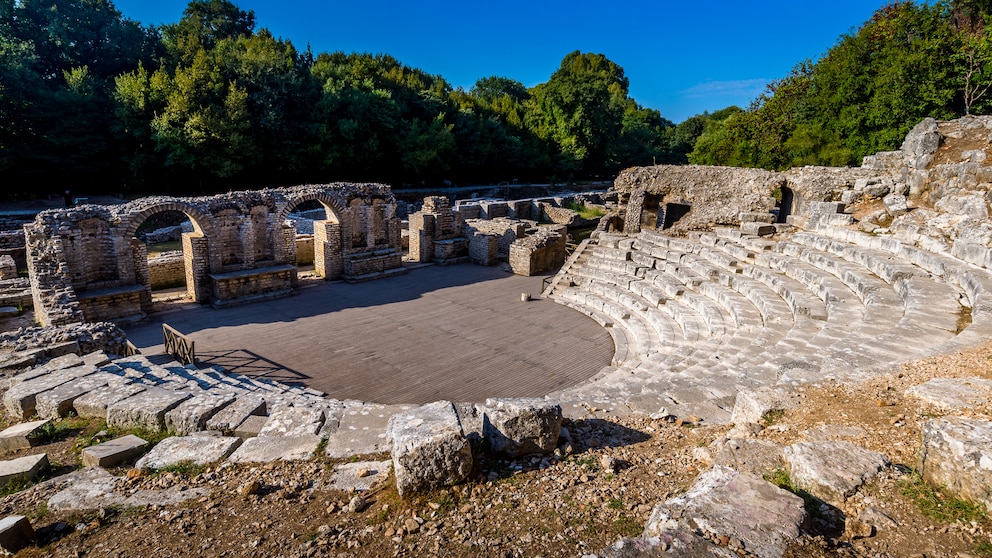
[163,323,195,365]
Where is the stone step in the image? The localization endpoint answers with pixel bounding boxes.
[81,435,148,467]
[0,453,48,486]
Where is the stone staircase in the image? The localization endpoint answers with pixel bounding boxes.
[546,220,992,424]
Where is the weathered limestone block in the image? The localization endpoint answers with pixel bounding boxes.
[35,372,119,419]
[883,194,909,217]
[784,441,889,507]
[713,438,787,478]
[387,400,472,497]
[740,222,775,236]
[164,393,236,435]
[205,395,265,434]
[729,386,798,426]
[81,434,148,468]
[47,467,125,512]
[0,453,48,486]
[0,419,50,451]
[226,434,322,463]
[106,388,192,431]
[257,405,325,437]
[482,398,562,457]
[325,402,411,458]
[135,436,242,470]
[643,465,806,558]
[920,417,992,509]
[3,364,95,420]
[905,377,992,409]
[0,515,34,554]
[72,383,146,418]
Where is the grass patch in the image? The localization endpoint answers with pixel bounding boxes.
[760,409,785,426]
[564,202,607,220]
[900,472,987,524]
[611,516,642,537]
[30,415,95,444]
[977,540,992,557]
[607,498,623,510]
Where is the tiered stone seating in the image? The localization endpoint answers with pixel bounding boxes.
[549,220,992,424]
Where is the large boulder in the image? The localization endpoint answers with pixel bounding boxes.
[920,417,992,509]
[482,398,562,457]
[641,465,806,558]
[387,401,472,497]
[784,441,889,507]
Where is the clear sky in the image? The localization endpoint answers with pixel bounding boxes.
[113,0,887,123]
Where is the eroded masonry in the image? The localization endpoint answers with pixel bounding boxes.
[25,183,405,326]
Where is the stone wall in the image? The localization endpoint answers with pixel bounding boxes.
[463,219,527,258]
[0,230,26,272]
[509,226,567,276]
[614,164,879,234]
[408,196,469,265]
[147,252,186,290]
[295,235,314,265]
[25,183,404,326]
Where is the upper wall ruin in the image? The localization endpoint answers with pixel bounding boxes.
[26,183,404,327]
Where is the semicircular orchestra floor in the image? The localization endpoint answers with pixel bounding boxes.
[123,264,614,405]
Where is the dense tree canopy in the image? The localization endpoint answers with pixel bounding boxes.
[5,1,992,195]
[690,0,992,169]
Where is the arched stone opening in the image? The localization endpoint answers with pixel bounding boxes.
[135,210,195,308]
[121,203,212,310]
[775,186,795,224]
[640,194,663,230]
[278,194,346,281]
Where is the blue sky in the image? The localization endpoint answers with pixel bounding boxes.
[113,0,887,123]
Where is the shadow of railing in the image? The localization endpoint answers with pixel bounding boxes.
[196,348,311,385]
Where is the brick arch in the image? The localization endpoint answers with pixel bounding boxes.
[120,200,214,241]
[276,193,344,225]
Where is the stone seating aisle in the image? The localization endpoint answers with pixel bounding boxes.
[548,221,992,423]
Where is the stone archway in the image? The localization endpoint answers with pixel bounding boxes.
[120,201,214,308]
[776,186,795,223]
[277,194,346,280]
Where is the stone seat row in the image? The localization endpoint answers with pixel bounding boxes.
[550,224,992,423]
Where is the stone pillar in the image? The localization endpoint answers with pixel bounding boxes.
[282,224,298,287]
[408,212,435,263]
[130,238,153,314]
[314,220,343,280]
[623,190,646,234]
[183,232,210,303]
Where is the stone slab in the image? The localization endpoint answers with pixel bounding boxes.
[920,417,992,509]
[643,465,806,558]
[164,393,236,435]
[0,419,50,452]
[713,438,787,478]
[0,515,34,554]
[234,415,268,438]
[0,453,48,486]
[3,364,95,420]
[784,441,889,507]
[135,436,242,470]
[106,388,192,431]
[257,405,324,437]
[205,395,265,435]
[47,467,125,512]
[226,434,323,463]
[330,460,392,492]
[72,383,146,419]
[325,403,410,458]
[81,435,148,468]
[905,377,992,409]
[35,372,117,419]
[729,387,798,426]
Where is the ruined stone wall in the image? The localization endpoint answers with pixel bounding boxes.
[0,230,26,272]
[614,164,881,234]
[295,235,314,265]
[540,204,580,226]
[463,219,527,257]
[26,183,403,326]
[147,252,186,289]
[509,226,567,276]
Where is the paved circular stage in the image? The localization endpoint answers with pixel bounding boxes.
[123,264,614,405]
